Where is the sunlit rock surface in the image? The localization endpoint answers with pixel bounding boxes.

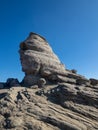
[19,32,66,86]
[0,33,98,130]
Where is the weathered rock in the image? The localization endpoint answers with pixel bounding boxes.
[30,85,38,89]
[76,78,90,86]
[0,32,98,130]
[0,86,98,130]
[6,78,20,87]
[89,78,98,85]
[37,78,46,88]
[19,32,66,86]
[0,83,5,89]
[71,69,77,74]
[21,75,40,86]
[48,74,76,84]
[19,32,91,87]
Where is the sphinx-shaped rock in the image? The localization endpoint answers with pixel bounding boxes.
[19,32,66,86]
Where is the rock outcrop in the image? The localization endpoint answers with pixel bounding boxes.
[19,32,91,87]
[0,83,5,89]
[0,84,98,130]
[19,32,66,86]
[0,32,98,130]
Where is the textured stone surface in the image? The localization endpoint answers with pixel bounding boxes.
[19,32,90,87]
[89,78,98,85]
[6,78,20,87]
[0,85,98,130]
[37,78,46,88]
[0,83,5,89]
[19,32,66,86]
[0,32,98,130]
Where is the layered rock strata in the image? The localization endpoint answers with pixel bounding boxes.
[0,32,98,130]
[0,84,98,130]
[19,32,90,87]
[19,32,66,86]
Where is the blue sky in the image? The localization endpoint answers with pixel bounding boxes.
[0,0,98,82]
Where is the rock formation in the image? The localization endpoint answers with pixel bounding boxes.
[19,32,91,87]
[19,32,66,86]
[0,32,98,130]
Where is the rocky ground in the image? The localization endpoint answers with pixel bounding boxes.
[0,82,98,130]
[0,32,98,130]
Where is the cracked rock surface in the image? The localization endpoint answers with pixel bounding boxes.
[0,32,98,130]
[0,84,98,130]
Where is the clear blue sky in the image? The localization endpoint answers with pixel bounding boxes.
[0,0,98,82]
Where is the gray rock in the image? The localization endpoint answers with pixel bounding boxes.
[30,85,38,89]
[6,78,20,87]
[76,78,90,85]
[0,32,98,130]
[0,83,5,89]
[48,74,76,84]
[71,69,77,74]
[21,75,40,86]
[89,78,98,85]
[19,32,66,86]
[0,84,98,130]
[37,78,46,88]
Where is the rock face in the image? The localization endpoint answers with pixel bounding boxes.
[0,83,5,89]
[19,32,65,86]
[19,32,91,87]
[0,85,98,130]
[89,78,98,85]
[0,32,98,130]
[6,78,20,87]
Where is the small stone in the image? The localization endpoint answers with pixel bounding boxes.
[38,78,46,88]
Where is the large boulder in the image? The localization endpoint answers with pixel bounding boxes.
[6,78,20,87]
[19,32,66,86]
[0,83,5,89]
